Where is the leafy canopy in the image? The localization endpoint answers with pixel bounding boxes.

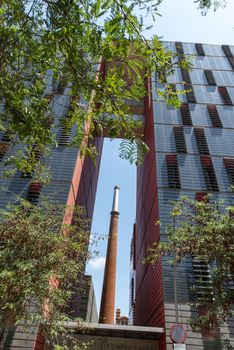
[0,0,219,176]
[0,200,92,349]
[0,0,227,174]
[0,0,230,347]
[194,0,227,13]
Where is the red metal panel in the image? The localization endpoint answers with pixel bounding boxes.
[33,334,44,350]
[195,192,208,201]
[201,155,212,167]
[224,157,234,167]
[166,154,177,164]
[134,78,165,342]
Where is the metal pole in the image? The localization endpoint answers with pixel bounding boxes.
[173,216,179,325]
[174,261,179,325]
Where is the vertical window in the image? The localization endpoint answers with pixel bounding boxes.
[186,83,196,103]
[195,43,205,56]
[175,41,196,103]
[218,86,233,106]
[0,132,11,162]
[166,154,181,189]
[207,105,222,128]
[222,45,233,57]
[32,144,42,161]
[175,42,184,54]
[178,53,186,61]
[194,194,213,301]
[180,103,193,126]
[181,69,191,84]
[227,56,234,70]
[167,83,177,93]
[27,181,43,204]
[54,76,68,94]
[204,70,216,86]
[194,128,210,155]
[158,70,167,83]
[200,156,219,191]
[0,143,9,162]
[223,158,234,186]
[57,116,72,146]
[1,131,12,142]
[130,278,135,307]
[222,45,234,70]
[192,258,213,301]
[173,126,187,153]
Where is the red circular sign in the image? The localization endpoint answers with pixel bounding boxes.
[170,324,187,343]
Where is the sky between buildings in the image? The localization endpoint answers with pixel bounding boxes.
[86,0,234,317]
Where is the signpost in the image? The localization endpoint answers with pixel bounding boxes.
[173,344,186,350]
[172,249,187,350]
[170,324,187,350]
[170,324,187,344]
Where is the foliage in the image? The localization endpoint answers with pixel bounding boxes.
[146,196,234,346]
[194,0,227,14]
[0,0,195,178]
[0,199,93,349]
[0,1,231,347]
[119,138,149,165]
[0,0,227,175]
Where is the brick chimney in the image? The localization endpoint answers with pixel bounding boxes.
[99,186,120,324]
[115,308,121,324]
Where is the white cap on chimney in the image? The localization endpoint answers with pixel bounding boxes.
[112,186,120,212]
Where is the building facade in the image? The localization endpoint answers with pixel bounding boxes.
[115,309,129,325]
[0,82,103,226]
[1,41,234,350]
[131,41,234,349]
[79,275,98,323]
[0,72,103,349]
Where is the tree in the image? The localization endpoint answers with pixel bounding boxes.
[0,199,95,349]
[146,196,234,348]
[0,0,167,177]
[0,0,228,309]
[0,0,230,347]
[194,0,227,13]
[1,0,223,177]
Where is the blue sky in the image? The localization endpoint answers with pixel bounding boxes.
[86,0,234,318]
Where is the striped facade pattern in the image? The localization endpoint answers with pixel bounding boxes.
[134,83,166,348]
[0,75,103,349]
[133,42,234,350]
[155,42,234,349]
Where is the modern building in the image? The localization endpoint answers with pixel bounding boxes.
[130,41,234,349]
[0,71,104,349]
[1,41,234,350]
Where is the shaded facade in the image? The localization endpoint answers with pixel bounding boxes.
[0,75,103,349]
[79,275,98,323]
[131,42,234,349]
[0,94,103,224]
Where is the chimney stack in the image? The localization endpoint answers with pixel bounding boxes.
[99,186,120,324]
[115,308,121,324]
